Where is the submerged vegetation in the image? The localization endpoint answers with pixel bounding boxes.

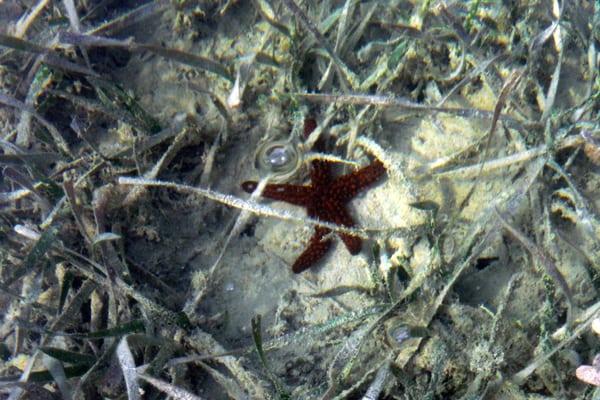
[0,0,599,398]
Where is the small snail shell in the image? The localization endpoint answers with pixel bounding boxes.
[384,317,427,350]
[385,319,412,349]
[254,138,303,182]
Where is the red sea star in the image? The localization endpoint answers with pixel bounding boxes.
[242,118,386,273]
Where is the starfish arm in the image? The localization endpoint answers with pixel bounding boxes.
[309,159,333,187]
[292,227,333,273]
[304,117,335,187]
[339,233,362,254]
[303,118,317,138]
[241,181,313,206]
[331,159,386,203]
[326,205,362,254]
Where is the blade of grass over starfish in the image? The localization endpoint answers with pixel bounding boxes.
[241,181,313,207]
[118,177,368,239]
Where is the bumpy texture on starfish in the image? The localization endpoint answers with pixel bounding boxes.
[242,118,387,273]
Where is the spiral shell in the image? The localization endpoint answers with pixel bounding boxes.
[384,318,412,349]
[254,138,303,182]
[383,317,427,350]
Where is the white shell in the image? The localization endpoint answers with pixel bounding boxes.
[576,365,600,386]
